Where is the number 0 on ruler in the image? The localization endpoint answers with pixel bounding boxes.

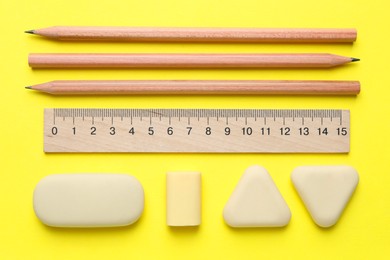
[44,109,350,153]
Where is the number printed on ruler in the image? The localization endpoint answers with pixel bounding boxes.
[44,109,350,153]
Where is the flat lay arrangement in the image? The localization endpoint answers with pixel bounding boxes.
[33,165,358,228]
[5,2,390,258]
[25,26,359,230]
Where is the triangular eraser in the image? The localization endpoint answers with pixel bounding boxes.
[223,165,291,227]
[291,166,359,228]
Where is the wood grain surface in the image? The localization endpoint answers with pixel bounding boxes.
[29,26,357,43]
[28,53,356,68]
[44,109,350,153]
[28,80,360,95]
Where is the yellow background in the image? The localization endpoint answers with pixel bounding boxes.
[1,0,389,259]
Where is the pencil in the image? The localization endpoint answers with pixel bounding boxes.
[25,80,360,95]
[28,53,359,69]
[25,27,357,43]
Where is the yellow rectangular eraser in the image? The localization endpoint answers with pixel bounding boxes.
[166,171,201,226]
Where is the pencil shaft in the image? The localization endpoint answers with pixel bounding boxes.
[30,26,357,43]
[28,53,354,69]
[28,80,360,95]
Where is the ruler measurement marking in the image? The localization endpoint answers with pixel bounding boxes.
[53,109,346,120]
[45,109,349,153]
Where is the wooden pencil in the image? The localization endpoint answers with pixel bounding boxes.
[26,80,360,95]
[28,53,359,69]
[25,27,357,43]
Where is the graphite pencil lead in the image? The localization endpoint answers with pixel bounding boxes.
[25,86,32,89]
[351,57,360,62]
[25,30,35,34]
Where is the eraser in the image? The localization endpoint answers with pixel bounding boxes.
[166,172,201,226]
[223,165,291,227]
[33,174,144,228]
[291,166,359,227]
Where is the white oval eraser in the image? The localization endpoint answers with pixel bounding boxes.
[223,165,291,227]
[166,171,201,226]
[33,174,144,228]
[291,166,359,228]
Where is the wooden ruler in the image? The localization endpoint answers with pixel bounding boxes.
[44,109,350,153]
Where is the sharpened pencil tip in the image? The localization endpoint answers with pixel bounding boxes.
[25,86,32,89]
[25,30,35,34]
[351,57,360,62]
